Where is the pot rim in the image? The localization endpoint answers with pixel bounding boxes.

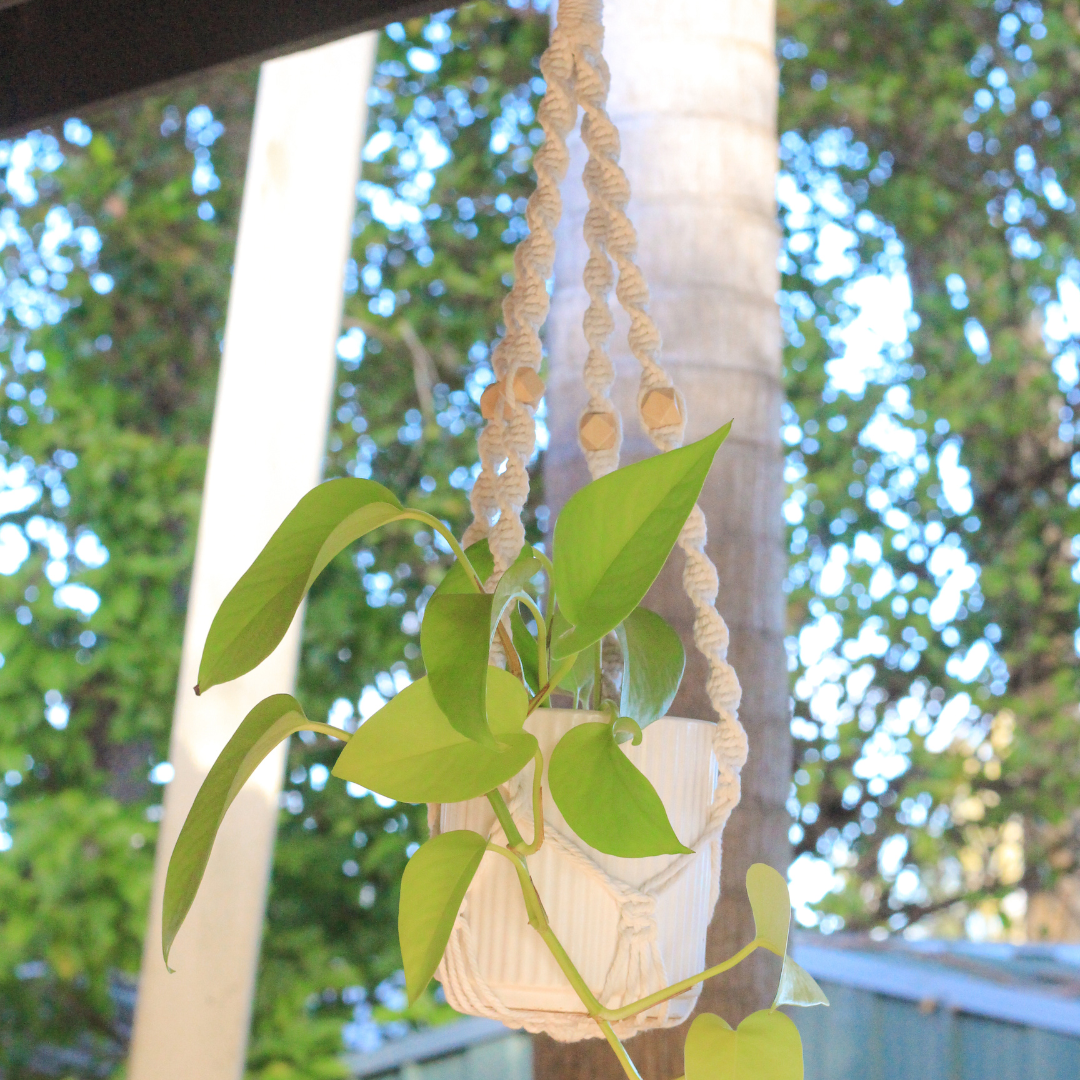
[528,708,714,728]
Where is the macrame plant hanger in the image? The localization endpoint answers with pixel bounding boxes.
[430,0,750,1040]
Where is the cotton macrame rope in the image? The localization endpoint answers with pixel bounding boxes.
[463,0,744,749]
[461,0,585,568]
[442,0,750,1039]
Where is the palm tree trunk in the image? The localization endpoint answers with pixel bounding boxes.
[538,1,787,1075]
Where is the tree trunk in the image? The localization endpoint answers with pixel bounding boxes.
[538,1,788,1076]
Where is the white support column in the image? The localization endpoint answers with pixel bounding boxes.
[128,32,377,1080]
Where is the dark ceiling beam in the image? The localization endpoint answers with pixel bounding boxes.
[0,0,451,138]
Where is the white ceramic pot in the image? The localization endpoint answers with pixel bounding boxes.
[433,708,733,1042]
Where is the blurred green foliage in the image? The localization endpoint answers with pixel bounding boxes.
[0,3,546,1076]
[777,0,1080,938]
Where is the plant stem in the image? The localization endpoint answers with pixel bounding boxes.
[486,845,606,1015]
[402,509,522,678]
[599,940,762,1022]
[401,509,482,589]
[593,638,603,710]
[516,594,548,691]
[596,1018,644,1080]
[486,789,525,851]
[517,748,546,856]
[300,722,349,741]
[528,654,577,714]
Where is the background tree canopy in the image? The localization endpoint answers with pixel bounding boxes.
[777,0,1080,943]
[0,0,1078,1077]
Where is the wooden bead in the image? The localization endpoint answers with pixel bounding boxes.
[579,411,619,452]
[480,382,510,421]
[641,386,682,430]
[480,370,545,421]
[512,367,545,408]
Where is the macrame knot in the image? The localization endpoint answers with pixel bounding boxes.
[599,888,667,1011]
[616,891,658,936]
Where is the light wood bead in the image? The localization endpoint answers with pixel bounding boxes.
[480,382,511,421]
[641,386,683,430]
[579,411,619,452]
[512,367,546,408]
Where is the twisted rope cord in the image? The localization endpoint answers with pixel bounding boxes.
[568,6,745,748]
[461,4,586,564]
[442,0,748,1039]
[576,38,622,479]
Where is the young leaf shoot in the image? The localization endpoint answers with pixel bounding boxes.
[616,606,685,728]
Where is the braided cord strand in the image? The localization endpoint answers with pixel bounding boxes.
[462,4,592,568]
[574,24,621,480]
[568,5,744,749]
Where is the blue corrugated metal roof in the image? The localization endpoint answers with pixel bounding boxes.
[793,934,1080,1080]
[793,935,1080,1036]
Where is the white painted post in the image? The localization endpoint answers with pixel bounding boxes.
[128,32,377,1080]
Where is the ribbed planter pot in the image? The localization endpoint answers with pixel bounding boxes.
[433,708,732,1042]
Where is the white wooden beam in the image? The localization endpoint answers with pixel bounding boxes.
[128,32,377,1080]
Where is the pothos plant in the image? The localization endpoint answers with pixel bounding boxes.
[163,423,827,1080]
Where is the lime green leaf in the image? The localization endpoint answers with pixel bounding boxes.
[616,607,685,728]
[399,830,489,1004]
[421,591,497,746]
[548,722,691,857]
[424,544,541,745]
[684,1010,803,1080]
[331,670,535,802]
[197,479,404,693]
[553,613,592,699]
[433,539,493,598]
[490,546,542,625]
[773,955,829,1009]
[163,694,322,966]
[511,607,540,693]
[747,863,791,956]
[551,424,730,659]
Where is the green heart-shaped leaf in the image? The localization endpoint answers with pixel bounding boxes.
[421,591,497,746]
[399,830,489,1004]
[774,955,829,1009]
[163,693,327,966]
[331,669,535,802]
[616,606,685,729]
[684,1010,803,1080]
[548,721,691,857]
[747,863,791,956]
[423,544,542,746]
[551,424,730,659]
[197,479,404,693]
